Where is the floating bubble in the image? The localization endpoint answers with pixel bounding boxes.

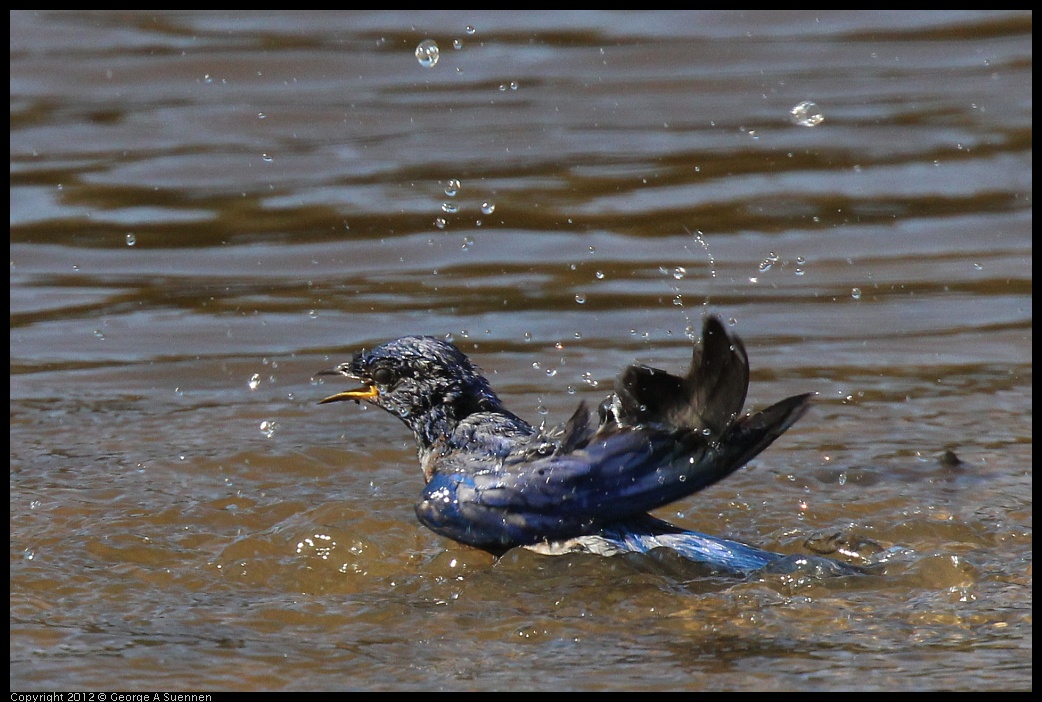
[790,100,825,127]
[415,39,440,68]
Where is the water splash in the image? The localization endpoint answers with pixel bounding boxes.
[790,100,825,127]
[415,39,440,68]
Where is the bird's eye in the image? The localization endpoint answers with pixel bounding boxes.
[370,366,396,386]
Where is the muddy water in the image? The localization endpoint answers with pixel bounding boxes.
[10,11,1031,691]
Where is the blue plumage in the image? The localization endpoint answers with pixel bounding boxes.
[318,316,857,575]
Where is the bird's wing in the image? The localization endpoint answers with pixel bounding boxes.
[416,392,812,550]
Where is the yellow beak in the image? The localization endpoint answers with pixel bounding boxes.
[318,385,379,404]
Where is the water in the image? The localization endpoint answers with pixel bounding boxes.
[9,10,1031,691]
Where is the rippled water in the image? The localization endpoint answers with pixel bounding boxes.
[10,10,1031,691]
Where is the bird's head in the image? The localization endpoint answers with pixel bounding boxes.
[317,336,505,440]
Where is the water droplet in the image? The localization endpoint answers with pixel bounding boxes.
[261,153,273,162]
[125,233,136,247]
[444,179,460,197]
[452,38,463,50]
[481,201,495,215]
[465,25,476,35]
[415,39,440,68]
[441,202,459,213]
[257,112,266,119]
[594,271,605,280]
[581,372,599,388]
[260,420,277,438]
[248,373,261,390]
[790,100,824,127]
[434,217,447,229]
[851,287,862,300]
[672,266,686,280]
[574,294,586,304]
[92,329,105,340]
[461,236,474,250]
[546,368,557,377]
[758,252,779,273]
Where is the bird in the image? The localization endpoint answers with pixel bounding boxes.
[317,316,859,575]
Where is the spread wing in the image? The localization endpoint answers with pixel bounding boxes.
[416,392,812,550]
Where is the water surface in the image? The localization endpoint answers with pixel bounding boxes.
[10,10,1032,691]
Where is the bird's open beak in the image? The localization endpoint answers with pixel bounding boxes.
[318,385,379,404]
[316,366,380,404]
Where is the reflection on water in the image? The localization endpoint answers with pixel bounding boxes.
[10,10,1031,691]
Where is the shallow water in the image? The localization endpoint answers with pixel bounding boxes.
[10,10,1031,691]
